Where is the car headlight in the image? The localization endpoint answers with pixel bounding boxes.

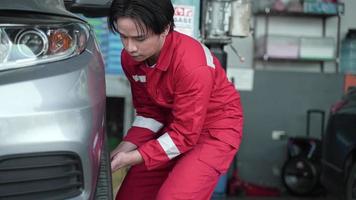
[0,22,89,71]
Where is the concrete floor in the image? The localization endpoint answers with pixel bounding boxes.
[225,198,333,200]
[112,169,338,200]
[213,195,336,200]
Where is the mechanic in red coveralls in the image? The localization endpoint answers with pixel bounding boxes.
[108,0,243,199]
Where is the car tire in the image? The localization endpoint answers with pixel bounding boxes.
[282,156,320,196]
[94,135,114,200]
[346,161,356,200]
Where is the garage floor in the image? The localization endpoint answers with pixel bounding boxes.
[223,197,333,200]
[213,194,335,200]
[112,169,335,200]
[213,191,335,200]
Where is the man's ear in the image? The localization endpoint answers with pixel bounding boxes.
[162,25,170,36]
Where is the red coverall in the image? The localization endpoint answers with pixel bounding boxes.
[116,31,243,200]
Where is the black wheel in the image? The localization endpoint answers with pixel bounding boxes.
[94,135,114,200]
[282,156,320,195]
[346,162,356,200]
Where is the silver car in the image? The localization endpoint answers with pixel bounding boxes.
[0,0,112,199]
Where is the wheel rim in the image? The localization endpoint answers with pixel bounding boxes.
[284,159,317,194]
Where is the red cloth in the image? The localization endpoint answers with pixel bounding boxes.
[121,31,243,170]
[116,129,238,200]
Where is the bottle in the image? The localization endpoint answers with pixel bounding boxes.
[340,29,356,74]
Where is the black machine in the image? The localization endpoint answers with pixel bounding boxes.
[282,109,325,195]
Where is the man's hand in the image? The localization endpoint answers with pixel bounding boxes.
[110,141,137,160]
[111,150,143,172]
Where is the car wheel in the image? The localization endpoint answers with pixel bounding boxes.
[94,135,114,200]
[282,156,320,195]
[346,162,356,200]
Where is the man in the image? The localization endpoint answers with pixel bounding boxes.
[108,0,243,199]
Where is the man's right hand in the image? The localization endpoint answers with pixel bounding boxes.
[110,141,138,160]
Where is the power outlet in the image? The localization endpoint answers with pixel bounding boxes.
[272,130,287,140]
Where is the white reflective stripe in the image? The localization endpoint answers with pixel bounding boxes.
[157,132,181,159]
[201,44,215,69]
[132,116,163,132]
[132,75,146,82]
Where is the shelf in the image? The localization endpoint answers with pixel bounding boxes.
[252,2,342,72]
[253,2,344,18]
[254,10,339,18]
[255,57,337,63]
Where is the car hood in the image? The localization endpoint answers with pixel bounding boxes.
[0,0,79,19]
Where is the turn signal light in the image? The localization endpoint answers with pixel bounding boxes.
[49,30,72,54]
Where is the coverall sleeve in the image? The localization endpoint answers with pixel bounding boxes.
[121,57,166,147]
[138,66,214,170]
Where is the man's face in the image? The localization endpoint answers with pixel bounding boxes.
[116,17,167,64]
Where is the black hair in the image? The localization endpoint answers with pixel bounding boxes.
[108,0,175,35]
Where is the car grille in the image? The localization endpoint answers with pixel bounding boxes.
[0,152,84,200]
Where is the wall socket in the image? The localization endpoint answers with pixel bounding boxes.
[272,130,287,140]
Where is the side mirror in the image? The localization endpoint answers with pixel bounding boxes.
[64,0,112,17]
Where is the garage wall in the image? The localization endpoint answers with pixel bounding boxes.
[236,70,344,188]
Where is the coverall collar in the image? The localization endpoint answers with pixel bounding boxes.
[154,31,175,72]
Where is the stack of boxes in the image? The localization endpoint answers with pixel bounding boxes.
[256,36,335,61]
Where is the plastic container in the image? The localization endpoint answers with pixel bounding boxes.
[340,29,356,74]
[212,173,227,199]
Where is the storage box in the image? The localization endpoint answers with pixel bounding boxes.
[256,35,299,59]
[303,0,338,14]
[299,37,335,60]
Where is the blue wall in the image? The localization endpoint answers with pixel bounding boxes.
[86,17,124,75]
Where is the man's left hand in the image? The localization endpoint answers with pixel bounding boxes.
[111,150,143,172]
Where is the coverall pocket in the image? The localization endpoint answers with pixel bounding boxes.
[208,128,242,149]
[198,129,238,174]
